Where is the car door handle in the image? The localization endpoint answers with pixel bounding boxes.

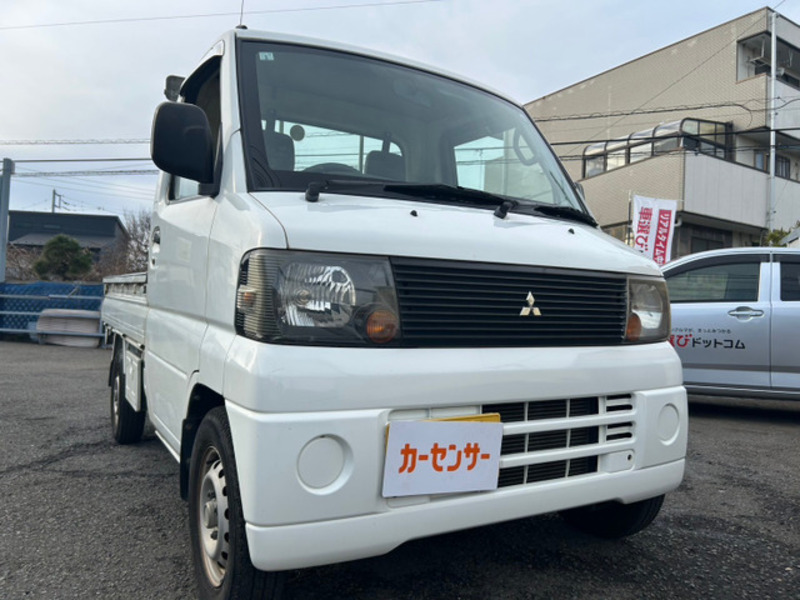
[150,227,161,268]
[727,306,764,319]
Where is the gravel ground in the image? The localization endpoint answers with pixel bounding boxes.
[0,340,797,599]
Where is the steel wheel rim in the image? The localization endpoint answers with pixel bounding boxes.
[197,445,230,587]
[111,373,121,430]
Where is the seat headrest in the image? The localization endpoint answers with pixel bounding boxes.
[263,130,295,171]
[364,151,405,181]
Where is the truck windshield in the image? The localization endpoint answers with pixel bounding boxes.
[237,40,584,213]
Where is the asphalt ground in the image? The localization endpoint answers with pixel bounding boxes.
[0,340,798,599]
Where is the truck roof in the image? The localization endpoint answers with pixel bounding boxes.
[207,28,519,106]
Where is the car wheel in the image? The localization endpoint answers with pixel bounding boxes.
[188,406,284,600]
[110,343,145,444]
[560,494,665,539]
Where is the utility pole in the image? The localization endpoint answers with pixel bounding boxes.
[768,9,778,232]
[0,158,15,283]
[51,189,64,213]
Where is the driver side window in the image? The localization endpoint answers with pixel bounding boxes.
[170,59,221,202]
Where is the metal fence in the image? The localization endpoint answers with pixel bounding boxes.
[0,281,104,337]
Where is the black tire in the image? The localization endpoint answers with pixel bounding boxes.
[110,343,145,444]
[188,407,284,600]
[560,494,665,539]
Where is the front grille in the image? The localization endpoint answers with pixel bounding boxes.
[485,395,635,488]
[391,257,628,348]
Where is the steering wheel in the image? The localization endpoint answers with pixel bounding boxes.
[303,163,361,175]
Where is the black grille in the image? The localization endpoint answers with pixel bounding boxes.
[485,397,625,488]
[495,458,600,487]
[392,257,627,347]
[491,398,602,423]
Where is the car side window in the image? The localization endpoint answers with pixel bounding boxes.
[666,262,760,303]
[780,262,800,301]
[170,58,221,202]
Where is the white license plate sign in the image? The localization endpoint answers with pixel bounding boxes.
[382,420,503,497]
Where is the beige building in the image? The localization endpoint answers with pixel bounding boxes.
[526,7,800,257]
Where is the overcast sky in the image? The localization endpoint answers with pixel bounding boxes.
[0,0,795,217]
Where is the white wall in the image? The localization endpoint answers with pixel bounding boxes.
[773,176,800,229]
[774,81,800,132]
[683,154,768,227]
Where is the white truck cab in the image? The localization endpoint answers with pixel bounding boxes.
[102,28,687,600]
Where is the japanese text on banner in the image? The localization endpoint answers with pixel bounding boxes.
[632,196,677,265]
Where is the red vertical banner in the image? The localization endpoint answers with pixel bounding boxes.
[632,196,677,264]
[652,209,674,266]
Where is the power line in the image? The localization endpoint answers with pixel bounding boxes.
[0,139,149,146]
[14,158,151,163]
[548,126,800,147]
[14,170,158,178]
[533,101,761,123]
[14,179,154,202]
[22,175,155,199]
[0,0,443,31]
[565,13,771,144]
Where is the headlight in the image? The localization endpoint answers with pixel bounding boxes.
[235,249,400,346]
[625,278,670,343]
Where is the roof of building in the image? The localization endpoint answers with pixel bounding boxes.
[8,211,127,250]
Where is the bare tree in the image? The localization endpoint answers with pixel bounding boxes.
[92,209,152,279]
[124,209,151,272]
[4,244,40,281]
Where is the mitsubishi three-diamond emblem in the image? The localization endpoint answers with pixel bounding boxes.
[519,291,542,317]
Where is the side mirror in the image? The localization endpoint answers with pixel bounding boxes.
[151,102,214,184]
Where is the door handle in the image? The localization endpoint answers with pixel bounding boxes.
[150,227,161,268]
[727,306,764,319]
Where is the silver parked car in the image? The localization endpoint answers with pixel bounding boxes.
[662,247,800,400]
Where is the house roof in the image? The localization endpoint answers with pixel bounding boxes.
[8,211,127,250]
[10,233,118,250]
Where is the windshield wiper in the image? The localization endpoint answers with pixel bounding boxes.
[382,183,518,215]
[529,204,597,227]
[308,180,518,216]
[305,179,385,202]
[305,180,596,227]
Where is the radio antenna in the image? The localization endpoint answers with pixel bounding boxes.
[238,0,246,27]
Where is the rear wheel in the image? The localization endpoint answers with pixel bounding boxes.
[188,407,284,600]
[110,343,145,444]
[560,494,665,539]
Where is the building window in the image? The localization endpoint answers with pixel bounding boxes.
[690,237,724,253]
[583,143,606,178]
[581,118,730,178]
[777,155,791,179]
[754,152,792,179]
[738,33,800,90]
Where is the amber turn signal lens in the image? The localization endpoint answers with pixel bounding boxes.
[366,309,399,344]
[625,312,642,342]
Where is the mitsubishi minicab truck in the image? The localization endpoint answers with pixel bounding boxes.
[101,27,687,600]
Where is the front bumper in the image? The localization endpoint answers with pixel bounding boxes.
[223,339,687,571]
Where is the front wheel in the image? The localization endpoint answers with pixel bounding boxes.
[560,494,665,539]
[188,407,284,600]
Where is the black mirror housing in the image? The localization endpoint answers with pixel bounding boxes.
[151,102,214,184]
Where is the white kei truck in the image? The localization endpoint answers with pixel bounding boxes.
[101,27,688,600]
